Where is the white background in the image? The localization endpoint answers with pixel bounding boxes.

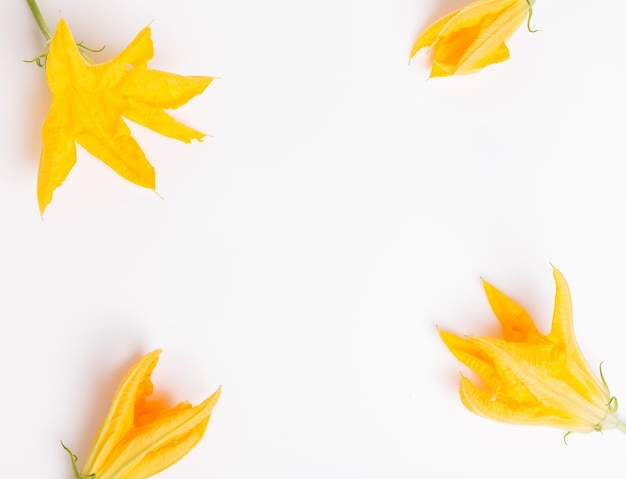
[2,1,626,478]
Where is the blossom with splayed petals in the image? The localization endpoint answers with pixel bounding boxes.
[439,267,624,435]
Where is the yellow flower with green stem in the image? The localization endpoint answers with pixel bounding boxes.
[411,0,537,77]
[63,349,221,479]
[25,0,214,215]
[439,266,626,437]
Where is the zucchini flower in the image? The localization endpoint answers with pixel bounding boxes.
[411,0,536,77]
[25,0,213,215]
[64,349,221,479]
[439,267,625,435]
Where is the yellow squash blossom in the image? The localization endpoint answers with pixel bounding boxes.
[410,0,535,77]
[38,19,213,215]
[64,349,221,479]
[439,267,624,434]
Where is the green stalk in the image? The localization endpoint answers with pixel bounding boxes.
[26,0,52,41]
[61,443,82,479]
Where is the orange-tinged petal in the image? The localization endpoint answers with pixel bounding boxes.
[102,388,221,479]
[410,0,534,77]
[78,350,220,479]
[482,279,545,343]
[442,42,509,77]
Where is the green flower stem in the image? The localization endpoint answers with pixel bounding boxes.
[26,0,52,41]
[617,421,626,434]
[24,0,101,66]
[61,442,82,479]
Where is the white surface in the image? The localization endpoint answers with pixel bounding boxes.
[2,0,626,478]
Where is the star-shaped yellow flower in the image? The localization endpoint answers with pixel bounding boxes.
[410,0,535,77]
[439,267,623,434]
[38,19,213,215]
[65,349,221,479]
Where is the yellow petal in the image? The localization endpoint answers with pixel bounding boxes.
[409,11,457,60]
[459,374,587,429]
[119,69,213,109]
[439,329,502,393]
[80,350,221,479]
[547,266,610,404]
[107,26,154,70]
[37,99,77,215]
[102,387,221,479]
[75,121,156,189]
[547,266,575,346]
[81,349,162,475]
[116,68,213,142]
[122,99,206,143]
[410,0,532,76]
[435,0,527,75]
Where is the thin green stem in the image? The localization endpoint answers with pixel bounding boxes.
[26,0,52,41]
[61,442,81,479]
[616,421,626,434]
[525,0,539,33]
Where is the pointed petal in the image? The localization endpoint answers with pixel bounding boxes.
[46,19,87,93]
[123,100,206,143]
[439,329,504,393]
[85,27,153,95]
[38,99,77,215]
[482,279,545,343]
[117,69,212,141]
[103,387,221,479]
[108,26,154,70]
[547,266,610,403]
[75,128,155,189]
[121,69,213,109]
[548,266,575,346]
[459,373,515,420]
[71,92,155,189]
[81,350,162,476]
[409,11,457,60]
